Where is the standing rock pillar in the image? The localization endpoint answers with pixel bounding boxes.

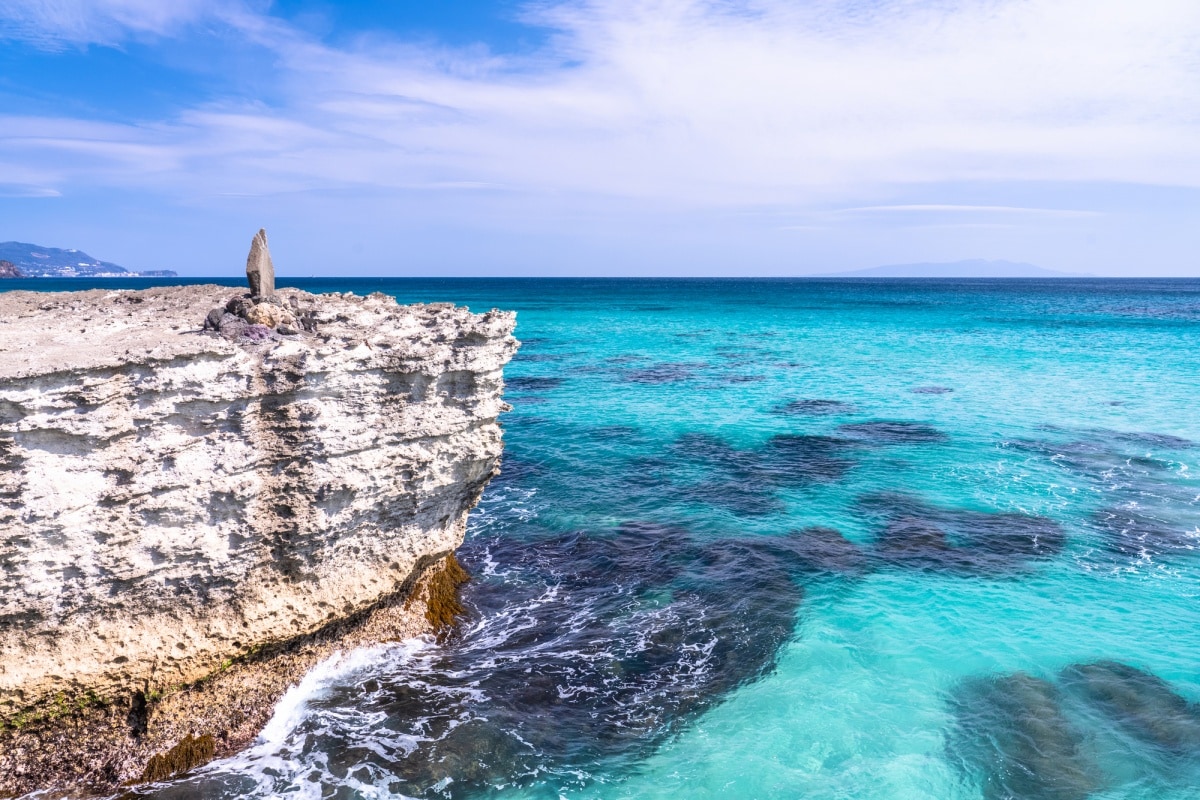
[246,228,275,298]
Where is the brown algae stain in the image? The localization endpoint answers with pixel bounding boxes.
[139,733,216,783]
[422,553,470,634]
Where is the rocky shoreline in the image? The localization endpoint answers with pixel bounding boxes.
[0,249,517,795]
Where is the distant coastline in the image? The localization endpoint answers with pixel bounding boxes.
[0,241,177,278]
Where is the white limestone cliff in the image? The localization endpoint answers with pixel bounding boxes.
[0,285,517,793]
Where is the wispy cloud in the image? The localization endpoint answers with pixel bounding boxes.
[0,0,236,48]
[0,183,60,198]
[838,205,1102,217]
[0,0,1198,270]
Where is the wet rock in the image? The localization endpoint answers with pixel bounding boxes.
[773,398,856,416]
[948,672,1102,800]
[838,420,947,444]
[1060,661,1200,755]
[245,228,275,298]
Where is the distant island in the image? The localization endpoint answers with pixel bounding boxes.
[0,241,177,278]
[819,259,1090,278]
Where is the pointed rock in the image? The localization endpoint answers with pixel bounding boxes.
[245,229,275,298]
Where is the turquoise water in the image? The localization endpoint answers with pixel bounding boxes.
[11,278,1200,799]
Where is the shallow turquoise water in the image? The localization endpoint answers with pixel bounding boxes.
[13,278,1199,799]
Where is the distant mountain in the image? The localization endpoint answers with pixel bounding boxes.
[0,241,177,278]
[0,260,20,278]
[820,259,1089,278]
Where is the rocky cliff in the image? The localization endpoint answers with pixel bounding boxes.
[0,285,517,794]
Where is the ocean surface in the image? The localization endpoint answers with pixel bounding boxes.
[9,277,1200,800]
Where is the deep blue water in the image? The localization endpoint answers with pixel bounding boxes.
[8,278,1200,799]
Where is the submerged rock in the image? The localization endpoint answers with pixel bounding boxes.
[1002,431,1199,561]
[773,398,856,416]
[859,493,1066,576]
[949,672,1102,800]
[837,420,948,444]
[505,375,564,392]
[315,521,808,798]
[1060,661,1200,756]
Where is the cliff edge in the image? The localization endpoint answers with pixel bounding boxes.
[0,284,517,794]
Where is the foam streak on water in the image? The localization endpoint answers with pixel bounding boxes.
[66,277,1200,800]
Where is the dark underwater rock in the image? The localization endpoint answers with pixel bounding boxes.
[666,432,856,516]
[321,521,808,797]
[1060,661,1200,756]
[773,526,869,577]
[1003,431,1198,561]
[760,434,855,483]
[1090,506,1197,560]
[949,672,1102,800]
[505,376,564,392]
[773,398,856,416]
[838,420,948,444]
[621,362,703,384]
[860,493,1065,576]
[911,386,953,394]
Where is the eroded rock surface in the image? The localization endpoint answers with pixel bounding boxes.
[0,284,517,793]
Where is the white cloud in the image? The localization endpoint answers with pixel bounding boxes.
[2,0,1200,211]
[0,0,236,47]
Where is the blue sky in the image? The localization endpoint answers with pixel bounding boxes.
[1,0,1198,277]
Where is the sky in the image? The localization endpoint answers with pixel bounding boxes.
[0,0,1198,277]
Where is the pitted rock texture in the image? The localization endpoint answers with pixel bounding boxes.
[0,285,516,792]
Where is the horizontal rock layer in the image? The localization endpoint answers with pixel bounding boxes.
[0,285,517,793]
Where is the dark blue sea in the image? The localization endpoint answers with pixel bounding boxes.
[8,277,1200,799]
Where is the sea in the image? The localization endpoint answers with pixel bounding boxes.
[8,277,1200,800]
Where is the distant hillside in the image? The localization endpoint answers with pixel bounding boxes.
[0,241,176,278]
[0,260,20,278]
[821,259,1089,278]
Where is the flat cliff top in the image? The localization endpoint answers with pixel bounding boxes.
[0,285,514,379]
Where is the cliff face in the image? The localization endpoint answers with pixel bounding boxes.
[0,285,517,792]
